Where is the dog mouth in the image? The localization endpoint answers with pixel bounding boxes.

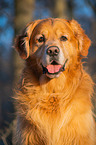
[41,59,68,77]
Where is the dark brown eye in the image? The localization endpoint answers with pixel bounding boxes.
[60,36,68,41]
[38,36,45,43]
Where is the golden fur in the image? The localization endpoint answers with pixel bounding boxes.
[14,18,95,145]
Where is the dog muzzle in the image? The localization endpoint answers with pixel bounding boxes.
[41,59,68,78]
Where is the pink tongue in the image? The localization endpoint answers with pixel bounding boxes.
[46,65,61,73]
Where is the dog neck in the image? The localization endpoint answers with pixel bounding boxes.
[21,60,83,99]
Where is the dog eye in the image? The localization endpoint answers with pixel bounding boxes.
[38,36,45,43]
[60,36,68,41]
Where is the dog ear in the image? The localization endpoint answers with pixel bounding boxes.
[68,19,91,56]
[15,20,41,59]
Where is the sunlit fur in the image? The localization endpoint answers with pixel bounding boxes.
[14,18,96,145]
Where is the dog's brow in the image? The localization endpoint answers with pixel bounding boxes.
[56,20,78,40]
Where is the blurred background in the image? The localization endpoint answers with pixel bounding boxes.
[0,0,96,144]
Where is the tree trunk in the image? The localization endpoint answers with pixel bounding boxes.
[50,0,73,19]
[13,0,35,86]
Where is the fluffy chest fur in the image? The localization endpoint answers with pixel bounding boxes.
[16,70,95,145]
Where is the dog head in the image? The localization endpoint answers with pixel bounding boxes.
[15,18,91,78]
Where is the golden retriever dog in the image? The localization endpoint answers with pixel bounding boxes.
[14,18,96,145]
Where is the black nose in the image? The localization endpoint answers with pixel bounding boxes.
[46,46,60,56]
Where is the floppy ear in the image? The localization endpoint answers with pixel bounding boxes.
[15,20,41,59]
[68,19,91,56]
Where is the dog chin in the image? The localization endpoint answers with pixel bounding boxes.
[46,72,61,79]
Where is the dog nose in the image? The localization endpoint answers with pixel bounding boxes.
[47,46,60,56]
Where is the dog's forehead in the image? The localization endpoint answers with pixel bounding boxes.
[33,19,73,35]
